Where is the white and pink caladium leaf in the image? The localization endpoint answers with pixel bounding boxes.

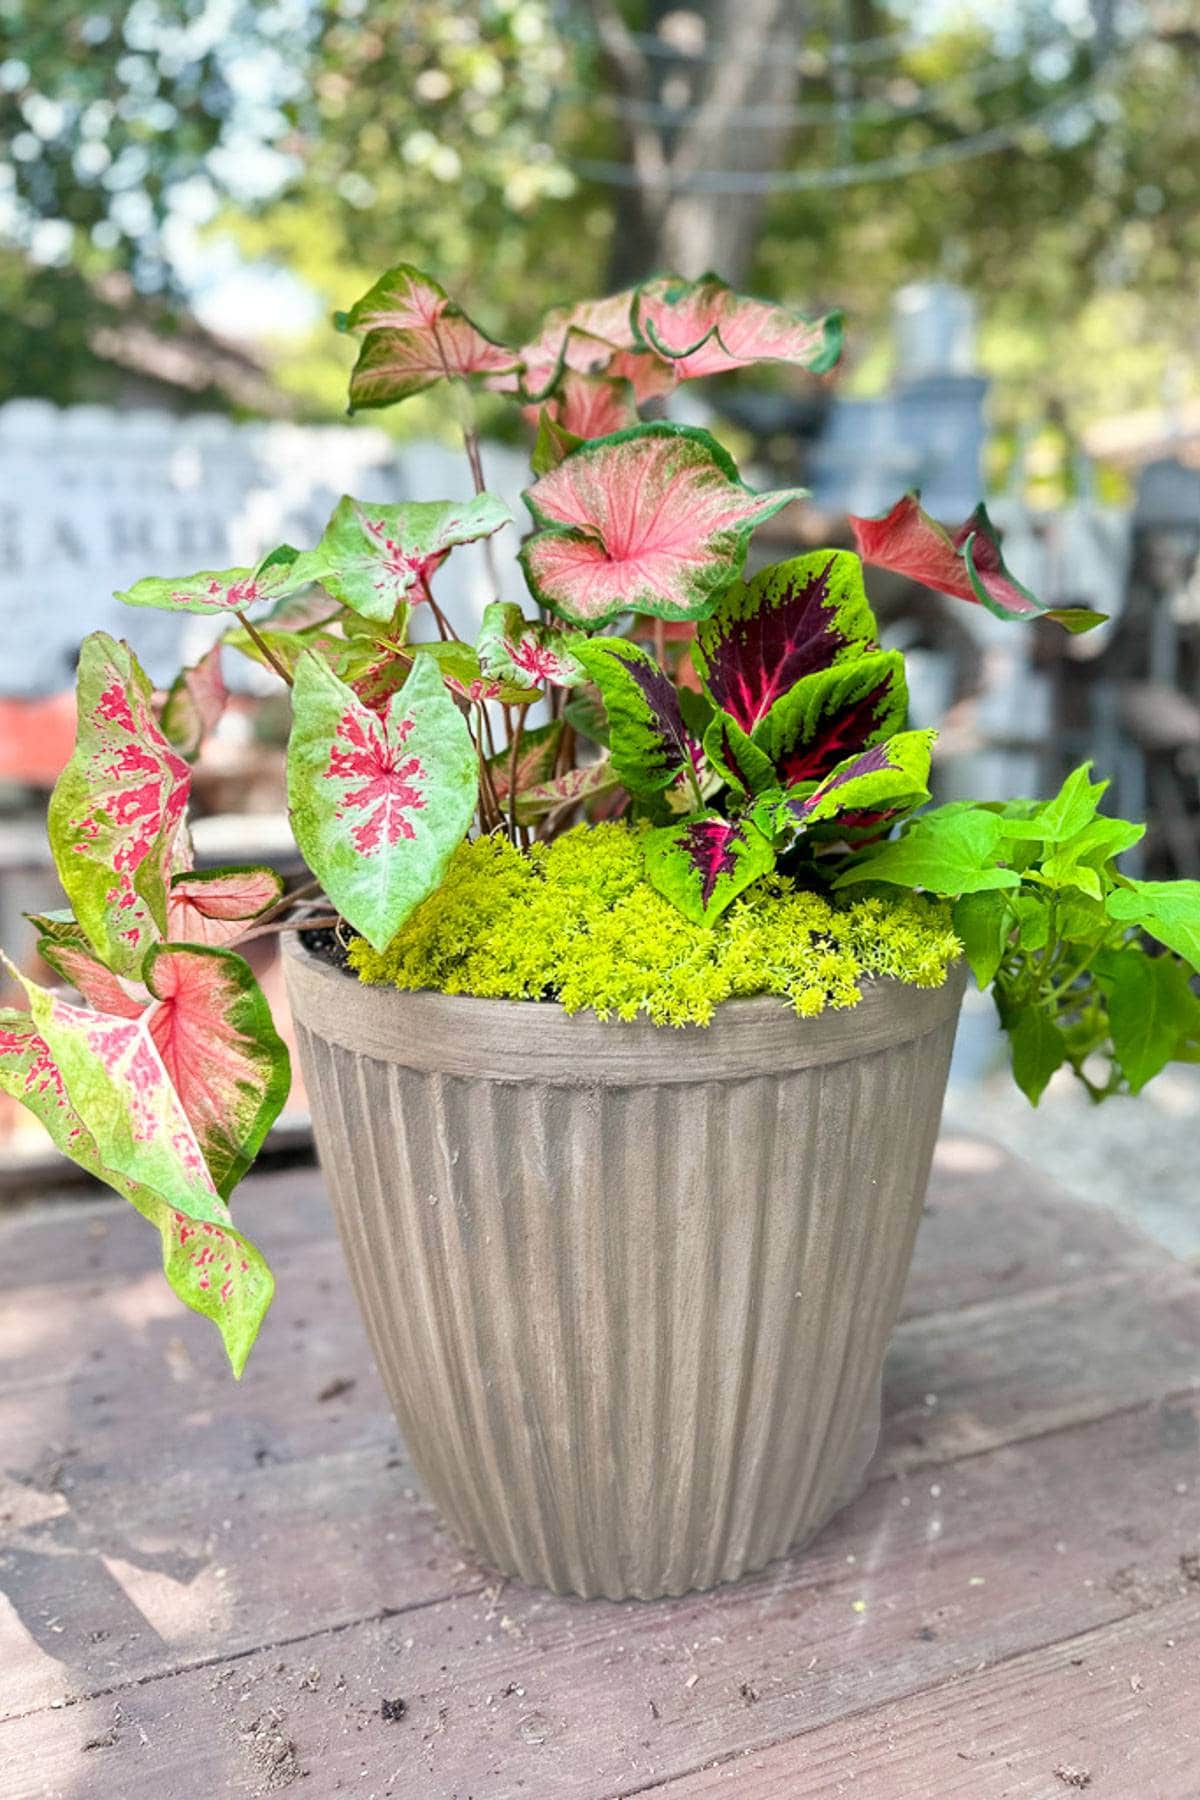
[0,978,273,1376]
[160,642,228,760]
[848,493,1105,633]
[116,544,315,618]
[642,813,776,926]
[143,943,290,1200]
[48,633,191,976]
[514,756,622,824]
[310,493,513,623]
[167,866,286,948]
[520,424,803,629]
[693,551,879,735]
[287,649,478,950]
[572,638,699,800]
[477,602,586,691]
[632,274,844,382]
[751,730,935,842]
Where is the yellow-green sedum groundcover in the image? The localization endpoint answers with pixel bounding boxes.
[349,823,960,1028]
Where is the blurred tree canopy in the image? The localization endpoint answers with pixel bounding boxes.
[1,0,1197,442]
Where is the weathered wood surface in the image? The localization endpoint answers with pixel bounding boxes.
[1,1131,1198,1799]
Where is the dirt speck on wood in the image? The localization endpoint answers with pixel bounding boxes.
[380,1696,408,1722]
[1054,1766,1092,1789]
[241,1708,304,1793]
[316,1375,356,1403]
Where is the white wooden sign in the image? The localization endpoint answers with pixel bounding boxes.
[0,402,532,694]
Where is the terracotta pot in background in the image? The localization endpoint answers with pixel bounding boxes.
[285,939,965,1601]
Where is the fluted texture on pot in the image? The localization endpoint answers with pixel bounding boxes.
[285,941,965,1600]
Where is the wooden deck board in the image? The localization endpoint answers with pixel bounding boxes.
[1,1134,1198,1799]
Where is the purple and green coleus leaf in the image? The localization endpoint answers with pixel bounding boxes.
[0,976,273,1377]
[750,730,934,842]
[642,813,776,927]
[287,649,478,950]
[694,550,879,736]
[520,424,802,629]
[310,493,512,623]
[167,866,286,949]
[477,602,586,691]
[571,638,700,801]
[159,642,228,761]
[753,649,908,787]
[701,712,778,802]
[632,274,843,382]
[116,545,315,618]
[47,633,191,976]
[848,492,1106,633]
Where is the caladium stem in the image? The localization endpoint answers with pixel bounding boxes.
[235,610,293,687]
[474,706,505,833]
[508,703,530,847]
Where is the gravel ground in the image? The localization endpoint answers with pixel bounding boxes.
[945,989,1200,1262]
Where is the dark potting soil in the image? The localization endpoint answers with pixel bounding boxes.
[297,926,354,974]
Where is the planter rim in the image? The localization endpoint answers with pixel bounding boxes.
[283,933,966,1086]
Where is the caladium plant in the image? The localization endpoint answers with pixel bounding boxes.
[7,262,1199,1377]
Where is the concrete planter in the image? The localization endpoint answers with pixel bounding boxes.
[284,938,965,1600]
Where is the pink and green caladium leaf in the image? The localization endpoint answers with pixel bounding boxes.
[48,633,191,976]
[477,602,586,691]
[167,866,286,948]
[752,649,909,787]
[418,640,538,706]
[347,316,520,410]
[116,545,315,618]
[2,976,273,1376]
[487,720,563,804]
[532,406,584,476]
[311,493,513,623]
[520,424,802,629]
[514,757,622,824]
[752,730,934,841]
[694,550,879,735]
[32,914,149,1018]
[642,813,775,926]
[143,943,290,1199]
[288,649,477,950]
[539,370,639,440]
[848,493,1106,633]
[632,274,843,382]
[160,642,228,761]
[572,637,698,800]
[334,263,451,334]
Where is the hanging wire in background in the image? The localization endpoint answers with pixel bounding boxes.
[562,7,1125,197]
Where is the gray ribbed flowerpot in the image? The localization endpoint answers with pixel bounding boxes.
[284,938,965,1600]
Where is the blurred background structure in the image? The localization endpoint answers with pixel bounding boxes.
[2,0,1199,1237]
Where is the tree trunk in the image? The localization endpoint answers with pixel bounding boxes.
[598,0,807,289]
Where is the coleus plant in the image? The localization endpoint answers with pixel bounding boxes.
[5,265,1199,1376]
